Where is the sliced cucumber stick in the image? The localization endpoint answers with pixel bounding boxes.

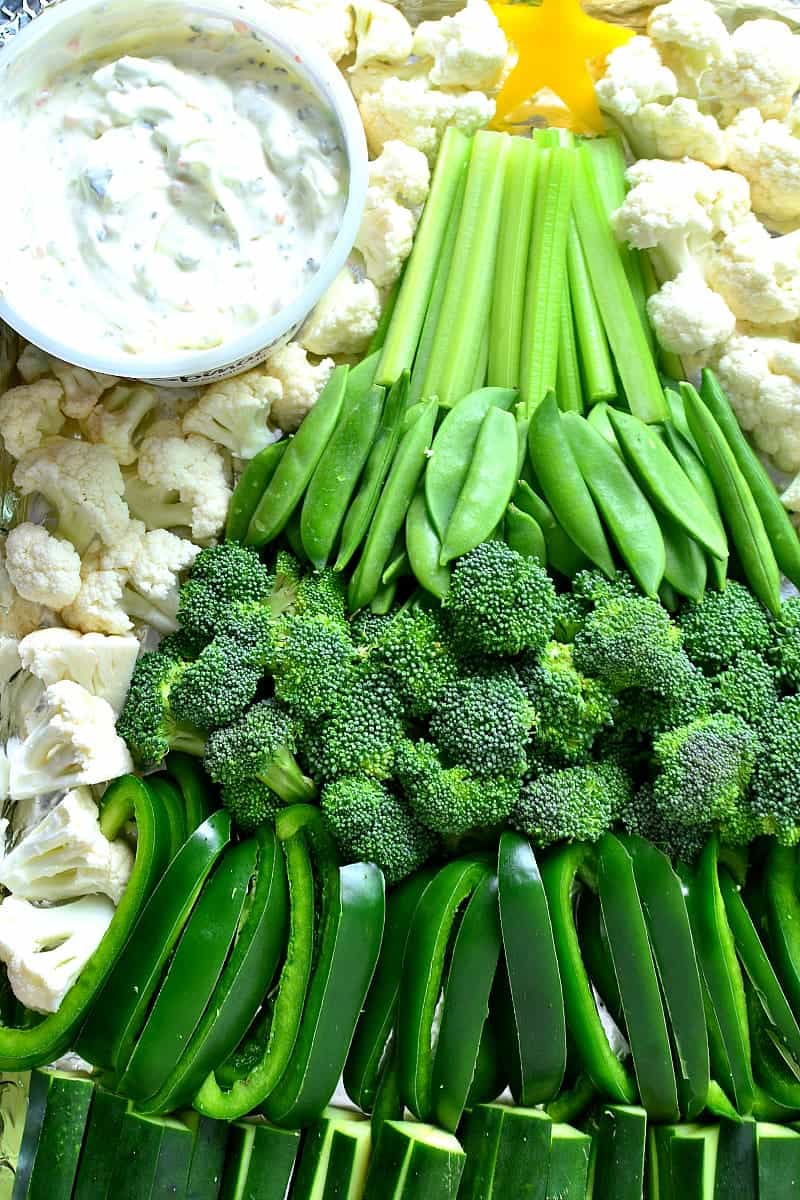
[544,1125,591,1200]
[219,1120,300,1200]
[458,1103,551,1200]
[587,1105,646,1200]
[72,1088,128,1200]
[291,1109,371,1200]
[363,1121,465,1200]
[108,1108,194,1200]
[13,1069,93,1200]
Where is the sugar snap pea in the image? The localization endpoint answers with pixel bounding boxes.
[226,440,288,543]
[425,387,517,540]
[658,511,707,602]
[681,383,782,616]
[586,401,621,451]
[246,366,349,547]
[606,407,728,561]
[528,393,615,577]
[300,373,385,568]
[406,487,451,600]
[505,503,546,564]
[440,406,519,564]
[513,481,589,576]
[382,547,411,587]
[348,397,439,612]
[662,422,728,591]
[562,412,664,597]
[370,579,398,614]
[283,507,308,563]
[335,373,410,573]
[701,368,800,589]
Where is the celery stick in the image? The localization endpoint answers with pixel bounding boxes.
[520,146,576,415]
[473,327,490,391]
[488,136,539,389]
[533,128,561,148]
[567,217,616,403]
[368,273,402,354]
[377,127,471,388]
[408,172,467,405]
[421,131,510,409]
[572,144,666,424]
[557,275,583,413]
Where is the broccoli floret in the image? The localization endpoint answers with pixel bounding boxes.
[271,613,354,724]
[178,542,273,647]
[428,671,534,779]
[572,595,684,692]
[364,606,459,717]
[769,597,800,691]
[394,739,520,836]
[168,634,263,732]
[652,713,758,833]
[679,581,772,672]
[310,667,406,781]
[511,760,632,847]
[615,656,712,738]
[158,628,199,660]
[571,568,637,610]
[294,566,347,625]
[116,648,205,768]
[442,542,557,658]
[517,642,616,765]
[748,696,800,845]
[620,782,710,864]
[220,778,281,832]
[321,774,437,884]
[349,608,395,649]
[710,651,779,726]
[204,699,315,804]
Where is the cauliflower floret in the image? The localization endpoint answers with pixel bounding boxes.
[354,139,431,289]
[709,215,800,325]
[0,540,52,639]
[4,524,82,610]
[267,0,354,62]
[18,628,139,716]
[60,562,131,637]
[352,0,413,68]
[13,438,131,555]
[0,381,65,460]
[726,107,800,233]
[123,526,200,633]
[647,270,736,357]
[83,384,160,466]
[646,0,731,94]
[634,99,727,168]
[128,433,230,542]
[714,334,800,474]
[182,368,283,460]
[16,345,117,420]
[265,343,336,433]
[596,36,678,120]
[358,75,494,162]
[300,266,382,357]
[367,139,431,211]
[706,19,800,125]
[0,787,133,904]
[6,680,133,801]
[0,894,115,1013]
[0,633,42,745]
[412,0,514,93]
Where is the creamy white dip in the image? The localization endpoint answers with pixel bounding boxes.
[1,28,348,355]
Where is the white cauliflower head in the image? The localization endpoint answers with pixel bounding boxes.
[0,537,53,639]
[0,787,133,904]
[16,345,117,420]
[124,526,200,633]
[300,266,382,357]
[646,0,731,94]
[595,36,678,120]
[265,343,335,433]
[6,680,133,800]
[358,75,494,162]
[706,19,800,124]
[4,524,82,610]
[411,0,514,93]
[83,384,160,466]
[356,195,417,290]
[352,0,413,69]
[708,215,800,325]
[714,334,800,474]
[182,368,283,460]
[18,627,139,716]
[60,560,131,637]
[726,107,800,232]
[634,98,727,168]
[0,380,65,460]
[267,0,354,62]
[647,270,736,357]
[12,437,131,555]
[367,139,431,211]
[129,433,231,542]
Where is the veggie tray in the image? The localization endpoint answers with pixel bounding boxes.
[4,0,800,1197]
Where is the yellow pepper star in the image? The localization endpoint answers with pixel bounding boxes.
[490,0,634,134]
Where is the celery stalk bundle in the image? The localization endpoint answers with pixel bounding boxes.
[376,126,667,425]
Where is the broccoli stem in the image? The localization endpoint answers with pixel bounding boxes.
[487,135,539,390]
[170,729,207,758]
[259,748,316,804]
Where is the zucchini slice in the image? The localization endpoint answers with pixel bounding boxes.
[648,1125,719,1200]
[107,1108,194,1200]
[13,1069,93,1200]
[72,1088,128,1200]
[291,1109,371,1200]
[185,1114,229,1200]
[218,1121,300,1200]
[363,1120,465,1200]
[757,1123,800,1200]
[586,1105,647,1200]
[545,1125,591,1200]
[458,1103,552,1200]
[713,1118,757,1200]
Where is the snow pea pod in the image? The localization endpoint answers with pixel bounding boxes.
[505,503,546,564]
[425,386,517,540]
[700,367,800,589]
[226,439,287,543]
[528,393,615,577]
[586,401,621,450]
[681,382,781,616]
[607,406,728,561]
[348,397,438,611]
[405,487,451,600]
[662,422,728,591]
[562,412,664,598]
[658,510,707,603]
[440,406,518,564]
[512,481,589,576]
[245,365,349,548]
[370,578,398,614]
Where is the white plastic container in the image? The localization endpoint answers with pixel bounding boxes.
[0,0,368,385]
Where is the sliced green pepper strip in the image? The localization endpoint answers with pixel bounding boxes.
[498,832,566,1105]
[262,861,385,1128]
[140,827,288,1115]
[763,843,800,1017]
[621,835,709,1120]
[164,753,215,833]
[344,867,437,1113]
[0,776,170,1070]
[682,839,755,1115]
[117,838,258,1101]
[76,810,231,1074]
[193,806,321,1120]
[540,844,636,1104]
[397,856,492,1121]
[576,890,624,1031]
[146,775,187,861]
[745,980,800,1114]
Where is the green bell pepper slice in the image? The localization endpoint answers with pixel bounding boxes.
[164,753,216,832]
[764,843,800,1017]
